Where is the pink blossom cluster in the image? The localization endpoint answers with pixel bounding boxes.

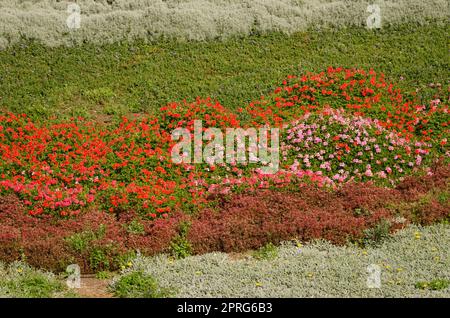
[281,109,433,185]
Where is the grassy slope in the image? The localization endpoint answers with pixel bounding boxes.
[0,24,448,120]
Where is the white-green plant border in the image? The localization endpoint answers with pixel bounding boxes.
[0,0,448,49]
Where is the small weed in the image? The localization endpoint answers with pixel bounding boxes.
[436,191,449,205]
[253,242,278,260]
[353,207,372,217]
[362,220,392,247]
[82,87,115,105]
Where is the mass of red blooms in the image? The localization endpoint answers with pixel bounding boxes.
[0,67,448,272]
[244,67,449,143]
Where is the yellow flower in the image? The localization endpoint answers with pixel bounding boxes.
[307,272,314,278]
[362,250,368,256]
[195,271,203,276]
[396,268,403,272]
[120,265,126,270]
[127,261,133,267]
[414,232,421,239]
[255,282,263,287]
[17,268,23,273]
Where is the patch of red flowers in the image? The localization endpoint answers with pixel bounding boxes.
[1,69,447,219]
[243,67,449,145]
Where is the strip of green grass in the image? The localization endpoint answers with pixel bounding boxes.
[0,24,448,120]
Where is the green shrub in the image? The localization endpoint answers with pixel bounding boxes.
[253,242,278,260]
[82,87,115,104]
[65,225,106,253]
[89,247,110,271]
[0,262,70,298]
[362,220,392,246]
[125,219,146,235]
[112,271,172,298]
[170,221,192,259]
[7,275,63,298]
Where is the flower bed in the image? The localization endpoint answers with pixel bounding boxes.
[0,68,448,272]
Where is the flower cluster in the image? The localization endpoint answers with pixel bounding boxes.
[0,68,448,218]
[281,109,434,185]
[244,67,449,148]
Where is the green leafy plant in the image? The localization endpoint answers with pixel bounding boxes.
[89,247,110,271]
[0,262,69,298]
[253,242,278,260]
[353,207,372,217]
[96,271,113,280]
[112,271,173,298]
[362,220,392,246]
[9,275,64,298]
[65,225,106,253]
[170,221,192,259]
[415,279,450,291]
[126,219,146,235]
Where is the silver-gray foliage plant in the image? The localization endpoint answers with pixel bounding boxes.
[0,0,448,49]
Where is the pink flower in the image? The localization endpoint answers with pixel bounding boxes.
[416,155,422,166]
[378,171,387,178]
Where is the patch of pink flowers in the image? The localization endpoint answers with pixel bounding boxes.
[281,109,434,185]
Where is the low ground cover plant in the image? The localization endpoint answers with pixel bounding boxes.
[111,270,174,298]
[112,224,450,298]
[1,0,447,48]
[415,279,450,291]
[0,261,73,298]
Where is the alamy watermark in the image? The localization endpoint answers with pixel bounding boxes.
[170,120,280,174]
[66,3,81,30]
[66,264,81,289]
[366,4,382,29]
[366,264,382,288]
